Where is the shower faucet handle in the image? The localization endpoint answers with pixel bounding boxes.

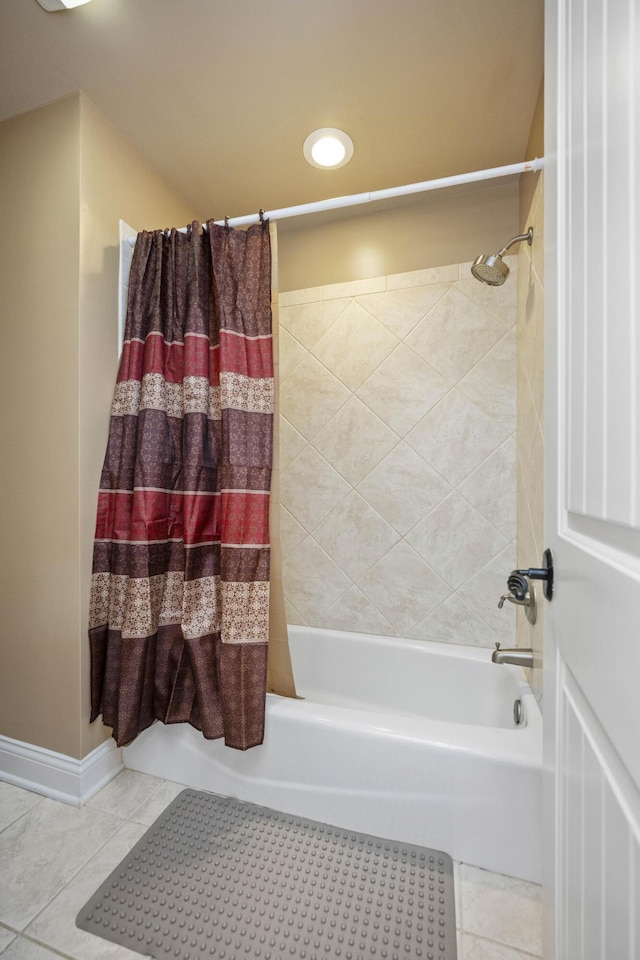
[514,567,547,581]
[512,549,554,601]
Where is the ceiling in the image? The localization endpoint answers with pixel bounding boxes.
[0,0,544,221]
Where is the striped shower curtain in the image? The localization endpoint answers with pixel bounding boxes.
[88,221,274,749]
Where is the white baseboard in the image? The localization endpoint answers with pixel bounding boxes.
[0,734,123,805]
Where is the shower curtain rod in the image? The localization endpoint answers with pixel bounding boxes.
[129,158,544,241]
[210,157,544,229]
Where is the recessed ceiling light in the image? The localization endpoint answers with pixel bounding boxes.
[303,128,354,169]
[36,0,92,10]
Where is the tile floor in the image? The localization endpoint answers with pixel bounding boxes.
[0,770,543,960]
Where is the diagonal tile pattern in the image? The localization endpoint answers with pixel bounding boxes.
[356,283,451,338]
[313,491,399,580]
[280,445,351,531]
[406,390,509,487]
[280,296,351,350]
[406,492,510,589]
[357,442,452,536]
[459,328,517,431]
[312,300,399,391]
[313,396,398,486]
[279,262,517,647]
[405,286,512,382]
[356,342,450,435]
[280,353,350,440]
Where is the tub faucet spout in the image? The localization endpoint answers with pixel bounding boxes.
[492,643,534,668]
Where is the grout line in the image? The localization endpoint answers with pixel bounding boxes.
[0,793,46,837]
[8,932,76,960]
[459,931,543,958]
[21,811,126,939]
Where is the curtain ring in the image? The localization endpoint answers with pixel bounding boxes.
[224,216,230,231]
[259,209,265,224]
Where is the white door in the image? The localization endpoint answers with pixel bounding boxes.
[546,0,640,957]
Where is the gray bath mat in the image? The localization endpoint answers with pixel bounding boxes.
[77,789,456,960]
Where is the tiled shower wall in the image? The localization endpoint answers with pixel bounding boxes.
[517,173,545,698]
[278,262,518,648]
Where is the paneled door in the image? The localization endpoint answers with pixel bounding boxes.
[545,0,640,956]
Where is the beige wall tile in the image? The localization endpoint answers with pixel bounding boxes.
[357,442,453,536]
[279,416,307,471]
[313,492,399,580]
[528,278,545,417]
[283,537,351,622]
[355,284,451,339]
[312,300,399,392]
[313,396,398,486]
[406,492,509,590]
[280,506,308,558]
[406,390,509,487]
[0,928,16,953]
[406,287,512,383]
[516,375,538,471]
[280,353,350,440]
[386,264,460,289]
[281,260,519,649]
[321,277,386,299]
[321,586,399,637]
[281,445,350,531]
[409,595,496,647]
[279,326,308,380]
[458,328,517,432]
[459,439,517,538]
[280,298,349,350]
[284,599,307,626]
[279,286,324,308]
[528,423,544,536]
[356,343,450,436]
[357,542,450,635]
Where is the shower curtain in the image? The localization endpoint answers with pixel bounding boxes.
[89,220,275,750]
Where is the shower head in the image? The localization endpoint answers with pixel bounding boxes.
[470,254,511,286]
[471,226,534,286]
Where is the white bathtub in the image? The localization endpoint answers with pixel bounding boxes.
[123,626,543,883]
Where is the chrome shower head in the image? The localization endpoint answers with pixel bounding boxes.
[471,227,534,286]
[471,254,511,286]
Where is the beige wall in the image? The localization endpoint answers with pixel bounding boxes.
[519,79,544,234]
[279,263,517,648]
[278,178,520,291]
[0,96,83,756]
[0,93,199,759]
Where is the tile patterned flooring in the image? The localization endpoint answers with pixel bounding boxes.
[0,770,543,960]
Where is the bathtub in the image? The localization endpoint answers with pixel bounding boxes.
[123,625,543,883]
